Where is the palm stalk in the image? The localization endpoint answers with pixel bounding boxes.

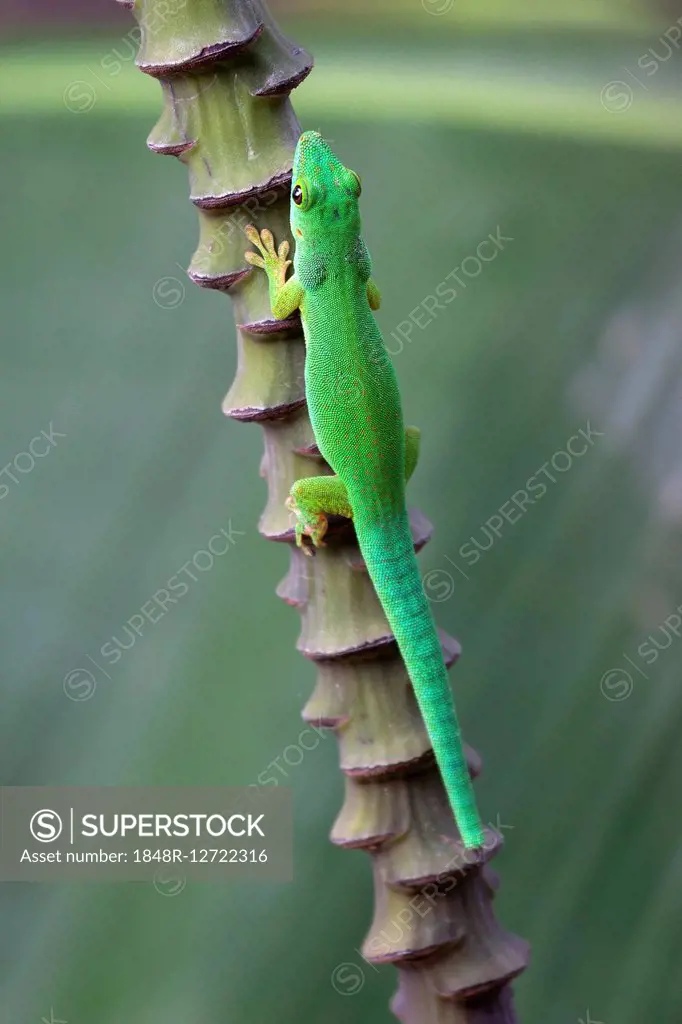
[122,0,530,1017]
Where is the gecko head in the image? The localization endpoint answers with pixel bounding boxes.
[290,131,362,244]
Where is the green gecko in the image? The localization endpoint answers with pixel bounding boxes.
[244,131,485,849]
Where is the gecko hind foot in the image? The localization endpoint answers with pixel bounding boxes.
[285,494,328,554]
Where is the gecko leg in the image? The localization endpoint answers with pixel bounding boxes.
[286,476,352,555]
[288,427,421,554]
[244,225,304,319]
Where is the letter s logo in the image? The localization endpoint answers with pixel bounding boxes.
[30,809,63,843]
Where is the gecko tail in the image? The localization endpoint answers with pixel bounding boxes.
[355,512,486,849]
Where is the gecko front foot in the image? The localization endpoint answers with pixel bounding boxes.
[244,225,291,288]
[285,494,328,556]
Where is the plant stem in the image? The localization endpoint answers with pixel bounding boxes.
[124,0,530,1017]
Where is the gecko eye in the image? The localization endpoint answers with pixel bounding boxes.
[347,170,362,196]
[292,181,310,209]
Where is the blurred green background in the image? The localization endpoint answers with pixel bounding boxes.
[2,1,682,1022]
